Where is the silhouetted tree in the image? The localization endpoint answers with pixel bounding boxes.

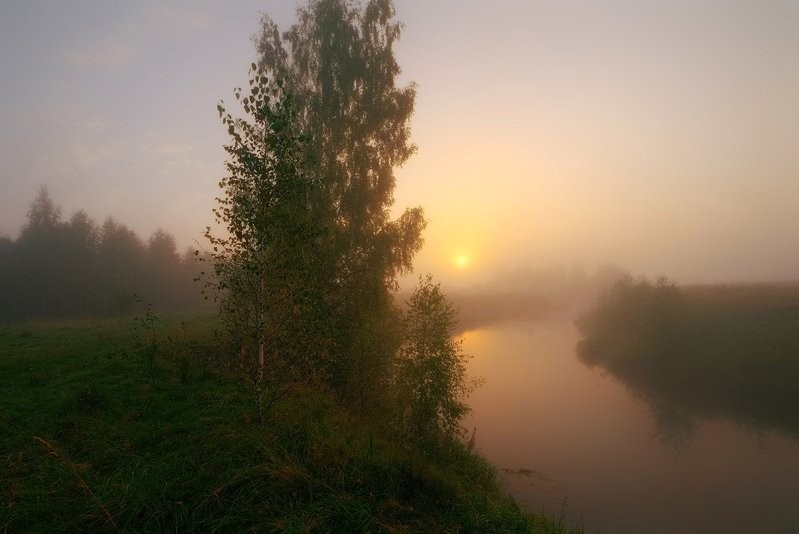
[147,229,180,308]
[62,209,101,314]
[98,217,147,314]
[255,0,425,408]
[0,190,205,322]
[21,186,62,237]
[15,187,65,317]
[0,235,15,321]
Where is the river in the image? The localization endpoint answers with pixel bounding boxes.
[462,321,799,533]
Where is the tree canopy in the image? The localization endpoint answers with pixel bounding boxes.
[254,0,426,406]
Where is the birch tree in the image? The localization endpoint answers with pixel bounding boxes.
[206,64,324,420]
[255,0,425,408]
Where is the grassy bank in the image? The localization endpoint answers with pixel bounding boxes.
[1,315,574,532]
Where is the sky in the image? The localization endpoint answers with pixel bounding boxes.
[1,0,798,287]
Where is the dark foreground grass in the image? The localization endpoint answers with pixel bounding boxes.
[1,315,575,532]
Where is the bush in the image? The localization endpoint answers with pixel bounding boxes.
[576,274,686,368]
[394,275,477,442]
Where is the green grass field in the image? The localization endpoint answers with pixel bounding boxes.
[0,314,576,532]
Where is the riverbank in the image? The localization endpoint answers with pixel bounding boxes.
[577,278,799,440]
[0,315,578,532]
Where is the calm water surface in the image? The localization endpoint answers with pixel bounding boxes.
[462,322,799,534]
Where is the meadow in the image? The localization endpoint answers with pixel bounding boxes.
[0,313,577,532]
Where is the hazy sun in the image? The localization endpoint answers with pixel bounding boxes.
[454,255,470,269]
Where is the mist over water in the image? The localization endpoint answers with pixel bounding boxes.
[462,321,799,534]
[2,2,798,532]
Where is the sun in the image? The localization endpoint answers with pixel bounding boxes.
[454,254,470,269]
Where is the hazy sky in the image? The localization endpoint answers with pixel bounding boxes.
[2,1,798,286]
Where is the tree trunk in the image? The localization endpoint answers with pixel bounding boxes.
[256,335,265,423]
[255,277,266,423]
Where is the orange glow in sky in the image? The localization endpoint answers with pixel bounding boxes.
[2,1,799,289]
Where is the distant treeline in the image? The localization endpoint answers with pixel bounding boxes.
[0,188,207,322]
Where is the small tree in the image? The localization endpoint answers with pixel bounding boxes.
[205,63,324,420]
[395,275,476,442]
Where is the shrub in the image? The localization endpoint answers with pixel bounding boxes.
[394,275,477,442]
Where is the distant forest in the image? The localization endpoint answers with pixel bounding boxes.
[0,188,206,322]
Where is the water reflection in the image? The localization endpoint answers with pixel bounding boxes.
[577,336,799,453]
[463,322,799,534]
[574,279,799,451]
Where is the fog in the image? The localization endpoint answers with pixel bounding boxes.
[2,1,798,289]
[4,3,799,533]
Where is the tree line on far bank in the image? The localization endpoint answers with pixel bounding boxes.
[576,274,799,448]
[0,187,207,323]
